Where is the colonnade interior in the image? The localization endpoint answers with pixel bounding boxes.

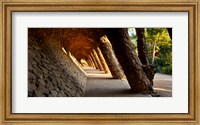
[28,28,160,97]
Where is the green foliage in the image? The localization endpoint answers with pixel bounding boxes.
[128,28,138,53]
[130,33,137,49]
[128,28,138,48]
[153,45,172,74]
[128,28,172,75]
[145,28,171,47]
[145,28,172,75]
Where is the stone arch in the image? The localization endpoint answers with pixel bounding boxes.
[28,28,154,97]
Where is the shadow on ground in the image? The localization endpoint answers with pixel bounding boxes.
[83,67,172,97]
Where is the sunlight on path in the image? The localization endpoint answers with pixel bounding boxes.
[153,73,172,97]
[83,67,151,97]
[82,67,112,79]
[82,67,172,97]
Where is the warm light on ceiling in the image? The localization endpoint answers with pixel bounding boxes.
[62,47,67,54]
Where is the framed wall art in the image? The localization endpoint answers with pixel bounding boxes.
[0,0,199,125]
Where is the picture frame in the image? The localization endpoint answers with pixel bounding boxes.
[0,0,199,124]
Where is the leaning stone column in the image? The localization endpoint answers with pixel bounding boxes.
[105,28,153,94]
[95,47,110,73]
[88,55,96,68]
[92,49,104,71]
[86,57,93,67]
[99,36,125,79]
[90,53,99,69]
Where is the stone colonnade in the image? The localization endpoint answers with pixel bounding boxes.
[75,29,153,94]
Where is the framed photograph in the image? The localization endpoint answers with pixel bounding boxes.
[0,0,199,124]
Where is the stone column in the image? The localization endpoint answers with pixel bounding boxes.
[90,53,99,69]
[92,49,104,71]
[88,55,96,68]
[99,36,125,79]
[86,58,93,67]
[105,28,153,94]
[95,47,110,73]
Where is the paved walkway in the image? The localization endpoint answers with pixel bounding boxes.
[153,73,172,97]
[83,67,172,97]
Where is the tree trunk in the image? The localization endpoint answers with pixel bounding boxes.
[135,28,156,85]
[151,41,156,64]
[99,36,125,79]
[105,28,153,93]
[135,28,149,65]
[167,28,172,40]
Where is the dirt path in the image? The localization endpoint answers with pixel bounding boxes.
[83,67,172,97]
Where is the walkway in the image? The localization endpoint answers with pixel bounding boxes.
[153,73,172,97]
[83,67,172,97]
[83,67,150,97]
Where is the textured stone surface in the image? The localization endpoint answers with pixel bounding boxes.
[105,28,153,94]
[95,47,110,73]
[28,29,87,97]
[28,28,155,96]
[99,35,126,79]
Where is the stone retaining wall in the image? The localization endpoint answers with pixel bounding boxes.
[28,29,87,97]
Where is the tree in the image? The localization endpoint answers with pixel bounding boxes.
[145,28,172,74]
[145,28,161,64]
[128,28,138,49]
[135,28,149,65]
[105,28,153,94]
[167,28,172,39]
[135,28,155,85]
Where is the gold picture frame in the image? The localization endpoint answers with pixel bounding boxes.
[0,0,199,124]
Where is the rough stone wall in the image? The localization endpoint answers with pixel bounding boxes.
[28,29,87,97]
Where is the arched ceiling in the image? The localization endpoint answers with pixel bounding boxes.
[32,28,106,61]
[61,28,104,61]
